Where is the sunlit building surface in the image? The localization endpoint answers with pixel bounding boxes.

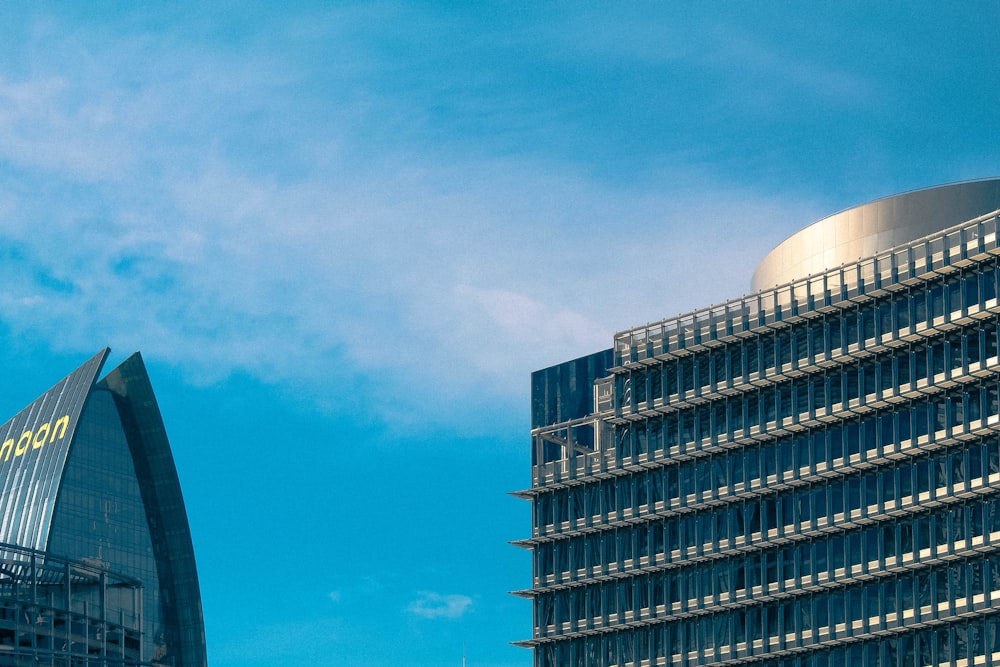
[515,179,1000,666]
[0,349,206,666]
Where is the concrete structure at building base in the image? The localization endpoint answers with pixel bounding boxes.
[515,179,1000,667]
[0,349,207,667]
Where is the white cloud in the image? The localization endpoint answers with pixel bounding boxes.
[0,10,827,434]
[407,592,473,620]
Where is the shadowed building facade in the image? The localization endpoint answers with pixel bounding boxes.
[0,349,207,667]
[516,179,1000,666]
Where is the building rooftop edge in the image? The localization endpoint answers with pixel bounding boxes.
[614,204,1000,360]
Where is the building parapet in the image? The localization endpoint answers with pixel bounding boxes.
[614,208,1000,368]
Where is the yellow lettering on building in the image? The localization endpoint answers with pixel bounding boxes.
[52,415,69,442]
[14,432,31,456]
[0,415,71,463]
[32,424,49,449]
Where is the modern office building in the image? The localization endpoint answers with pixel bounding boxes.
[0,349,207,667]
[515,179,1000,666]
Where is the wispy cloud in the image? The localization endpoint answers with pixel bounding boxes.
[0,10,825,434]
[407,592,473,620]
[704,28,875,109]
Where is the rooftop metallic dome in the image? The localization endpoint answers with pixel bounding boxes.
[751,178,1000,292]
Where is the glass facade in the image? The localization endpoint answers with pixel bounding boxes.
[517,181,1000,666]
[0,350,207,667]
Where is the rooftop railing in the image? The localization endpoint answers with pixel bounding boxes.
[614,209,1000,367]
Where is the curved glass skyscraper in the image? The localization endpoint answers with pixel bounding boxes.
[517,179,1000,666]
[0,349,207,666]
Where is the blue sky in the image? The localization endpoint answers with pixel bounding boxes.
[0,3,998,666]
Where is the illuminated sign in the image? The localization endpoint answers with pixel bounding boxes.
[0,416,70,462]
